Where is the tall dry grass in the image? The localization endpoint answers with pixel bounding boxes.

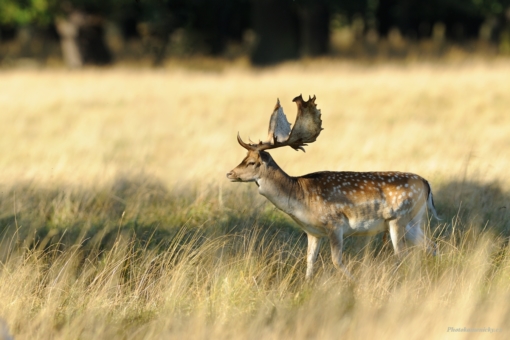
[0,60,509,339]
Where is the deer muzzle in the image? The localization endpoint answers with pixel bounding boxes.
[226,170,240,182]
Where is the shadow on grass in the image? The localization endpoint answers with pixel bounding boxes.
[434,179,510,234]
[0,174,508,264]
[0,174,307,266]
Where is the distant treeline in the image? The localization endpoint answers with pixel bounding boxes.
[1,0,509,66]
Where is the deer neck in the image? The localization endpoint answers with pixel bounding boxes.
[256,159,303,213]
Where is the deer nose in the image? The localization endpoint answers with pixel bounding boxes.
[226,171,235,178]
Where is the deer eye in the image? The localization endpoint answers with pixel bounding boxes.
[247,161,256,166]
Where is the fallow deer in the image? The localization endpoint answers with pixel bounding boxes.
[227,95,439,280]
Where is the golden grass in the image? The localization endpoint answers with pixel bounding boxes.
[0,60,509,339]
[1,61,509,187]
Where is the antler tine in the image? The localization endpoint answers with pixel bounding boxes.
[236,95,323,153]
[257,94,323,152]
[237,132,256,151]
[264,98,290,144]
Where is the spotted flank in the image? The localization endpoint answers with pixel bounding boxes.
[300,171,428,221]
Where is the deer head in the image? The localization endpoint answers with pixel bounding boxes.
[226,94,323,183]
[226,144,271,183]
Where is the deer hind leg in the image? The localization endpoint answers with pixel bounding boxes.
[306,233,322,280]
[387,218,409,275]
[388,218,407,258]
[404,205,437,256]
[329,227,354,282]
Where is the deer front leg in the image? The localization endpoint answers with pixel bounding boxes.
[329,227,354,281]
[306,233,321,280]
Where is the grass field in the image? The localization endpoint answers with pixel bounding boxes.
[0,60,509,339]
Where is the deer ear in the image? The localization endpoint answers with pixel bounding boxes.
[259,151,271,163]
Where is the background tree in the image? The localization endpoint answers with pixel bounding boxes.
[1,0,510,66]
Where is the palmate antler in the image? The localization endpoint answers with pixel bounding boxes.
[238,94,323,152]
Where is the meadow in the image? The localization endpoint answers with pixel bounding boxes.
[0,60,509,339]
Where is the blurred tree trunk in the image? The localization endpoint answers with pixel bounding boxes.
[250,0,299,65]
[55,11,112,68]
[78,14,112,65]
[297,0,330,57]
[250,0,330,65]
[376,0,397,37]
[55,12,83,68]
